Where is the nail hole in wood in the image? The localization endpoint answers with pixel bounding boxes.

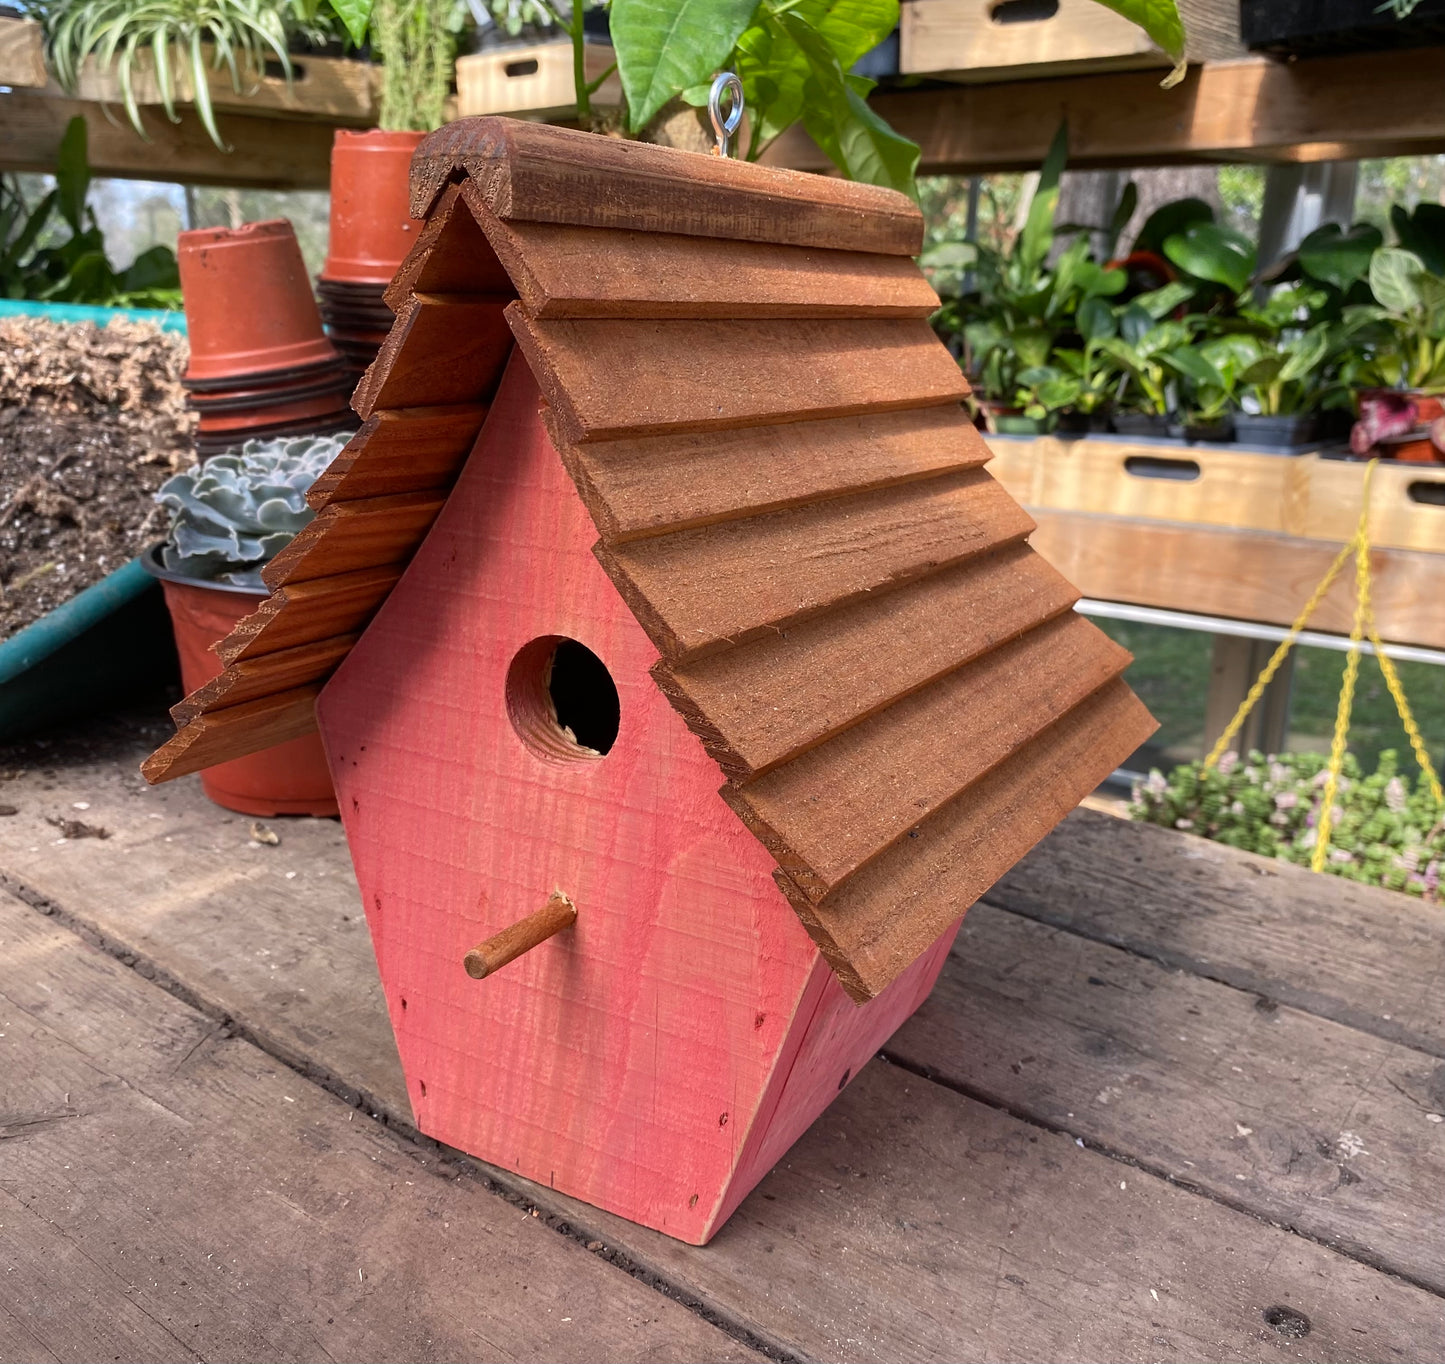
[1263,1306,1310,1338]
[506,636,619,762]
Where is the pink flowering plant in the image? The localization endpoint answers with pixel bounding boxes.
[1130,748,1445,899]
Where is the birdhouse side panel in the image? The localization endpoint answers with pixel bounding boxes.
[317,353,826,1243]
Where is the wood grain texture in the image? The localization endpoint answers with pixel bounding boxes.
[485,215,940,319]
[353,296,514,419]
[509,309,969,443]
[142,685,321,783]
[991,808,1445,1059]
[0,16,46,88]
[554,405,991,543]
[901,0,1165,79]
[384,181,517,311]
[307,406,488,508]
[656,542,1081,779]
[0,894,760,1364]
[893,900,1445,1296]
[217,566,403,665]
[1029,508,1445,651]
[263,492,447,591]
[315,355,952,1242]
[410,115,924,255]
[12,751,1445,1363]
[765,47,1445,176]
[781,678,1157,1001]
[171,634,357,723]
[599,469,1033,663]
[725,612,1131,901]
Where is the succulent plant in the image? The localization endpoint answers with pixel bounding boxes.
[154,434,346,588]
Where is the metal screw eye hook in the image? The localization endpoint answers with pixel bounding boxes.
[709,72,744,158]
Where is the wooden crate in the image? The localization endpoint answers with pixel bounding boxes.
[455,41,620,118]
[1028,437,1307,534]
[1300,457,1445,555]
[68,49,378,124]
[900,0,1169,80]
[0,17,47,90]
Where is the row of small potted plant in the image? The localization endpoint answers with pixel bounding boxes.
[922,130,1445,459]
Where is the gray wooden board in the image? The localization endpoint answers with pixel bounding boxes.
[990,809,1445,1058]
[0,890,760,1364]
[2,734,1445,1361]
[889,902,1445,1295]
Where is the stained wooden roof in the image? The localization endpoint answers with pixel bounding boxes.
[144,116,1155,1000]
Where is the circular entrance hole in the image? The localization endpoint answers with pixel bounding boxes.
[1262,1306,1310,1339]
[506,636,620,762]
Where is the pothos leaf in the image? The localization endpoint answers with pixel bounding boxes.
[328,0,374,48]
[612,0,760,132]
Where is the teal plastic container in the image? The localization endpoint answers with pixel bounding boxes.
[0,299,186,332]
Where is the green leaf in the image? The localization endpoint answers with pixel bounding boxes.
[1086,0,1184,60]
[1018,120,1068,276]
[1163,222,1255,294]
[1132,279,1195,319]
[1164,346,1225,389]
[328,0,374,48]
[1370,246,1427,316]
[919,240,978,271]
[1106,180,1138,260]
[1392,203,1445,278]
[816,0,898,67]
[54,117,90,235]
[612,0,760,132]
[1298,222,1382,293]
[1132,196,1212,256]
[1277,323,1332,384]
[1077,296,1117,343]
[120,244,180,294]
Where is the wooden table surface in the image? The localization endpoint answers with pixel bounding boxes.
[3,711,1444,1363]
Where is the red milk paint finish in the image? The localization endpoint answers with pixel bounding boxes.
[317,353,958,1243]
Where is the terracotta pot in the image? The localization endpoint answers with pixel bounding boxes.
[179,220,341,381]
[147,553,338,817]
[322,130,426,285]
[186,374,354,413]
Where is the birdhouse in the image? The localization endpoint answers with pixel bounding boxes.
[145,118,1156,1244]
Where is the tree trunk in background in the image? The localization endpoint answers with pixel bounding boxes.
[1057,166,1225,261]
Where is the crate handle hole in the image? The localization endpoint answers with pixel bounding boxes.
[989,0,1060,25]
[505,58,541,77]
[1123,455,1201,482]
[263,59,304,81]
[1407,480,1445,507]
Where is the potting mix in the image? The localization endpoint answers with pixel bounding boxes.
[0,316,194,640]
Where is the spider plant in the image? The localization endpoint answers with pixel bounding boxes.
[39,0,294,151]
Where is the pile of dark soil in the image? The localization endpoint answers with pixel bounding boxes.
[0,316,194,639]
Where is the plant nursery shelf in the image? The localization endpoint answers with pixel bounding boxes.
[988,434,1445,650]
[766,46,1445,174]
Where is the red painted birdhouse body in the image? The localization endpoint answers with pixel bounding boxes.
[144,117,1156,1244]
[320,356,957,1241]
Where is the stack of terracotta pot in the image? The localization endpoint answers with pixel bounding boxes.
[316,130,426,383]
[178,219,359,458]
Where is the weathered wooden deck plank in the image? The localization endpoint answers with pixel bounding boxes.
[1,737,1443,1362]
[890,903,1445,1295]
[0,891,760,1364]
[989,809,1445,1058]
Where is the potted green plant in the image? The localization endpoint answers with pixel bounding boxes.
[1163,331,1254,442]
[1095,287,1197,437]
[144,432,348,816]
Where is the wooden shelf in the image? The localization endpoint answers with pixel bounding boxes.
[986,434,1445,651]
[764,46,1445,174]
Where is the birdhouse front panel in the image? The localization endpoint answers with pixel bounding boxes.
[142,117,1157,1243]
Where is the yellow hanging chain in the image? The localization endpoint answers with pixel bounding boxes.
[1200,456,1443,872]
[1311,504,1372,873]
[1202,530,1356,770]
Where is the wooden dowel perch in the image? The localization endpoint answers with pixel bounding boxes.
[463,891,576,980]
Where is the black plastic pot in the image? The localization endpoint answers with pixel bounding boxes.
[1112,412,1172,438]
[1168,418,1235,443]
[1241,0,1445,55]
[1233,413,1320,453]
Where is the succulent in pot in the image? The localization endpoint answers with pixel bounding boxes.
[154,434,347,588]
